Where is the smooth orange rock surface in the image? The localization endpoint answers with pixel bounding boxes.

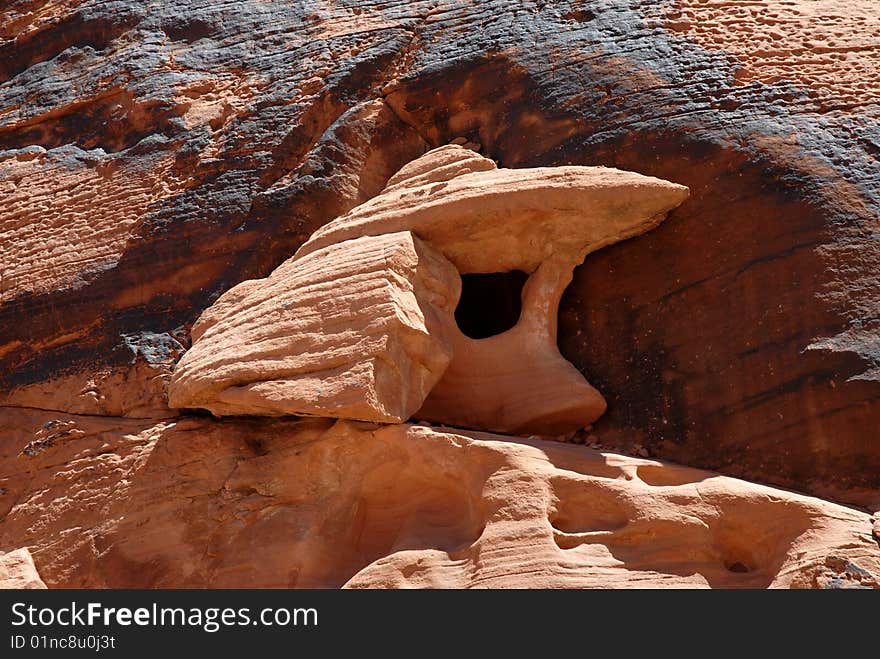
[168,231,459,423]
[1,406,877,589]
[296,145,690,275]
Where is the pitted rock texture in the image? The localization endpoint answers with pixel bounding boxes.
[169,231,459,423]
[1,407,878,589]
[0,548,46,589]
[4,335,185,419]
[656,1,880,111]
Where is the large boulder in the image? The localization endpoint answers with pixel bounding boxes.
[0,548,46,589]
[169,231,460,423]
[171,145,687,435]
[299,144,688,435]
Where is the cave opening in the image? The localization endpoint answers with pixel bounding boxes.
[454,270,529,339]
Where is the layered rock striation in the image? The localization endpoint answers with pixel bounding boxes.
[169,230,459,422]
[0,0,878,502]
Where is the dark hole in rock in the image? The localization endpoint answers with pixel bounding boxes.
[455,271,529,339]
[162,17,218,43]
[725,561,751,573]
[563,9,596,23]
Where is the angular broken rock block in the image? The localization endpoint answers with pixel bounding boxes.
[297,145,689,435]
[0,548,47,589]
[168,231,460,422]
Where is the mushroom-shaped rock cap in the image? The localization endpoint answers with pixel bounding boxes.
[295,145,689,274]
[384,143,498,188]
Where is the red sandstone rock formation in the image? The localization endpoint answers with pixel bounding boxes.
[0,548,46,589]
[172,145,688,434]
[169,230,459,422]
[1,0,879,589]
[1,408,877,589]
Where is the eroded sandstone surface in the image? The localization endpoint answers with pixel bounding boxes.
[1,0,876,503]
[1,407,877,589]
[173,145,687,435]
[169,230,459,422]
[1,0,879,589]
[0,548,46,589]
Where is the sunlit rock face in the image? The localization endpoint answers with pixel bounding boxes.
[1,409,877,589]
[1,1,879,590]
[168,230,460,423]
[172,145,687,436]
[0,548,46,589]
